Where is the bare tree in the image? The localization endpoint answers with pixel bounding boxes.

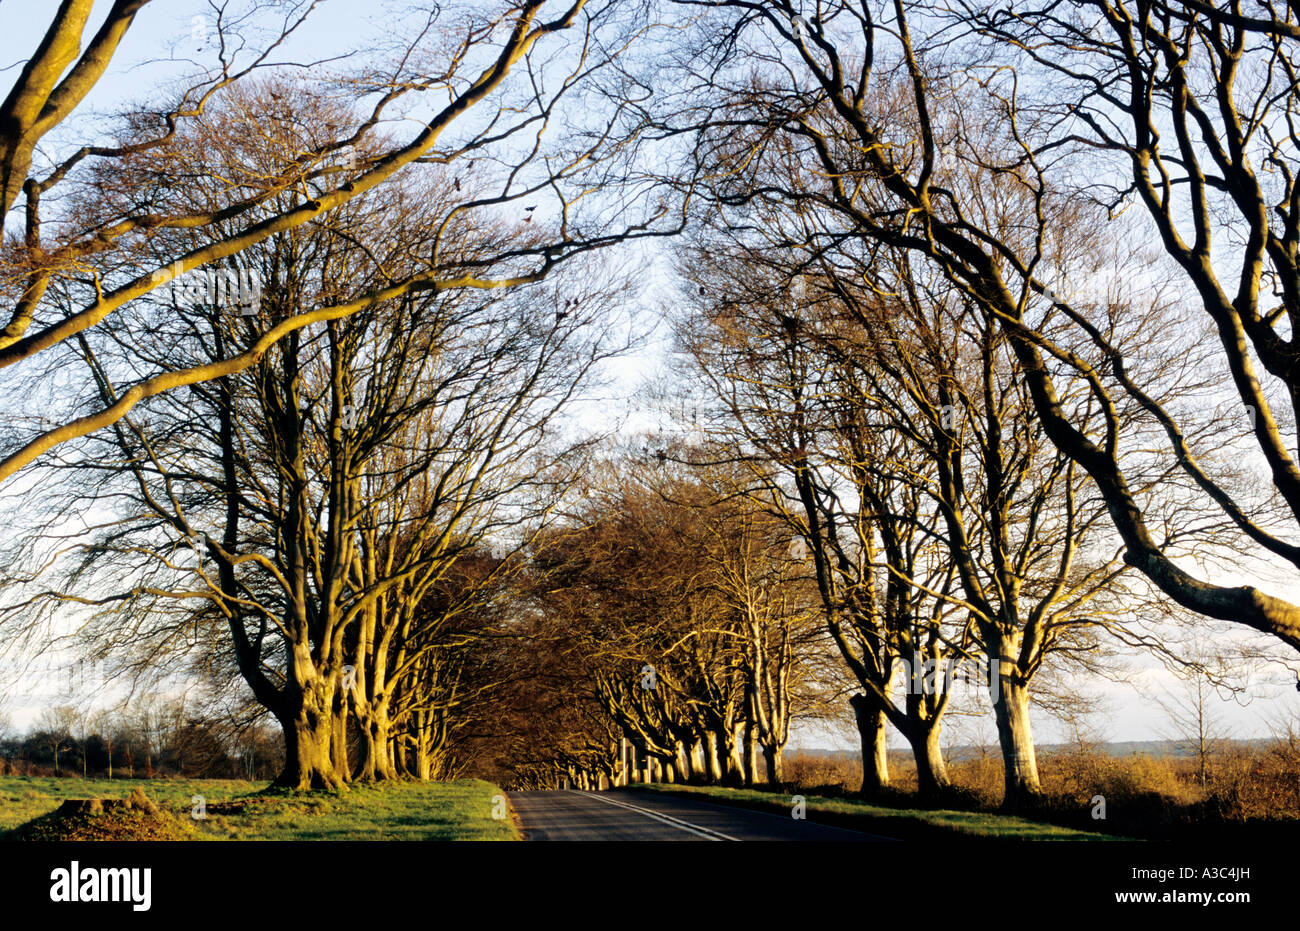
[662,0,1300,655]
[1156,670,1231,791]
[91,707,123,779]
[0,0,674,486]
[13,214,628,792]
[675,454,831,785]
[676,252,979,798]
[36,704,78,774]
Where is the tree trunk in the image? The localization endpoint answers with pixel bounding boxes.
[742,722,756,787]
[761,743,783,785]
[356,698,395,782]
[331,692,350,783]
[274,689,341,791]
[688,740,706,782]
[850,693,890,794]
[991,666,1040,810]
[414,734,431,781]
[907,724,949,801]
[714,728,741,785]
[703,733,723,783]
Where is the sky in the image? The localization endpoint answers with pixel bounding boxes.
[2,0,1299,752]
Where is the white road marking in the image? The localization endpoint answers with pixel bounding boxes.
[569,790,741,841]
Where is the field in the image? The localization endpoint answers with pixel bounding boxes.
[0,776,519,841]
[776,743,1300,840]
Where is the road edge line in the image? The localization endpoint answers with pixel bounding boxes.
[571,790,740,841]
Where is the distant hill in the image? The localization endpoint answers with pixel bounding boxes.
[790,738,1275,763]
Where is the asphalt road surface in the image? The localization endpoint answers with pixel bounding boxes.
[507,789,894,841]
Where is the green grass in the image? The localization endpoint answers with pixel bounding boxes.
[630,783,1127,840]
[0,775,519,841]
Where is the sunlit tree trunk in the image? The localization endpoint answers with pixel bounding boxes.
[274,641,342,791]
[702,733,723,783]
[850,693,890,794]
[331,689,350,783]
[985,633,1041,809]
[277,707,339,791]
[355,685,395,782]
[904,721,949,800]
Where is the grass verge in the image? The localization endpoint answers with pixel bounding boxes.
[628,783,1127,841]
[0,775,518,841]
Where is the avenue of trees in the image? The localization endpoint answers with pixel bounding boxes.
[2,0,1300,810]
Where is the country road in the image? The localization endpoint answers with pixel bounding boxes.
[507,789,895,841]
